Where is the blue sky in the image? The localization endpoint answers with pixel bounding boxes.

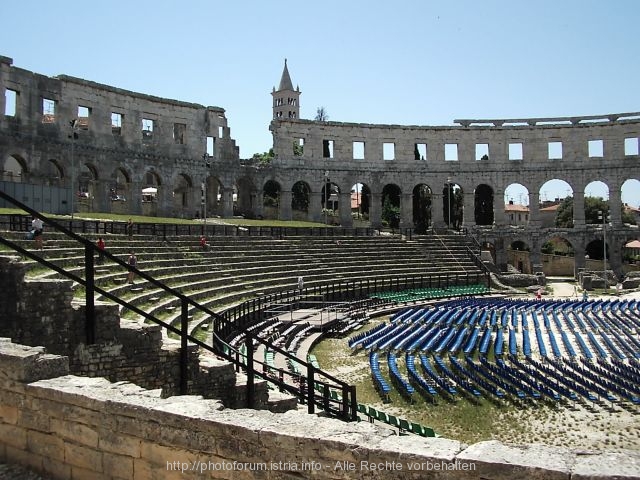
[2,0,639,206]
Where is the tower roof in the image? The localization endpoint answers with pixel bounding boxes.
[277,59,294,92]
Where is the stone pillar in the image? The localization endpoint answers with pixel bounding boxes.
[222,187,234,218]
[431,191,445,228]
[190,183,201,219]
[279,190,292,220]
[573,242,586,278]
[462,191,475,228]
[254,191,264,219]
[309,192,322,223]
[130,181,143,215]
[400,193,413,229]
[609,185,622,226]
[369,192,382,229]
[157,185,174,217]
[339,192,353,227]
[493,188,506,226]
[528,192,541,227]
[494,238,508,272]
[573,190,585,228]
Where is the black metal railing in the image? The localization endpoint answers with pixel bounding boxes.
[0,213,376,239]
[0,190,357,420]
[217,272,490,342]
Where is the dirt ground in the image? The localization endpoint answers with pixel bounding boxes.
[313,282,640,453]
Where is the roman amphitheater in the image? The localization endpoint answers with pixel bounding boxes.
[0,55,639,479]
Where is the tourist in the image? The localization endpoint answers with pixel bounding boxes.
[200,235,210,251]
[582,290,588,301]
[31,216,44,250]
[297,276,304,292]
[96,237,106,264]
[127,251,137,284]
[126,218,134,237]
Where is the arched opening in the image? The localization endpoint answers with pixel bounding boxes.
[621,179,640,226]
[539,179,573,228]
[381,184,401,230]
[206,176,224,218]
[142,170,162,216]
[236,176,256,218]
[263,180,281,220]
[412,184,432,234]
[585,239,609,261]
[351,182,370,226]
[584,181,610,225]
[508,240,531,273]
[77,164,98,213]
[504,183,530,226]
[172,174,192,215]
[291,180,310,221]
[2,155,26,182]
[321,180,340,225]
[47,159,64,186]
[474,184,494,225]
[442,181,463,229]
[541,236,575,276]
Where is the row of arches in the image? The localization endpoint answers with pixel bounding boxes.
[3,153,639,228]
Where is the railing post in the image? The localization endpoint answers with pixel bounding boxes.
[246,332,254,408]
[84,245,95,344]
[349,384,357,421]
[180,298,189,394]
[307,363,315,414]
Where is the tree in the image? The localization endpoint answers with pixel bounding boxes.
[315,107,329,122]
[382,196,400,229]
[554,196,636,226]
[251,148,274,165]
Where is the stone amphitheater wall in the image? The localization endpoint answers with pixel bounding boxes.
[2,339,639,480]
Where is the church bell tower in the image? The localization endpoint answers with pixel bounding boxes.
[272,59,300,120]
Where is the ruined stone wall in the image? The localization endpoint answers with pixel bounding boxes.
[0,255,238,405]
[0,55,239,218]
[1,339,638,480]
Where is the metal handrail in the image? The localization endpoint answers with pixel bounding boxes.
[0,189,358,420]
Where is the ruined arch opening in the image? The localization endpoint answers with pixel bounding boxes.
[621,179,640,226]
[412,184,432,234]
[381,184,401,229]
[539,179,573,228]
[172,174,192,213]
[508,239,531,273]
[504,183,530,226]
[47,159,64,186]
[236,176,256,218]
[291,180,310,221]
[584,181,610,225]
[2,155,26,182]
[474,184,494,226]
[263,180,281,220]
[442,181,462,229]
[322,179,340,224]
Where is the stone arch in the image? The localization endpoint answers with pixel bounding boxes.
[584,180,610,225]
[291,180,311,221]
[540,235,575,276]
[47,159,64,185]
[1,154,26,182]
[263,179,281,220]
[621,179,640,226]
[206,176,225,218]
[235,176,257,218]
[474,183,494,226]
[172,173,193,214]
[539,179,573,228]
[412,183,432,233]
[321,178,340,225]
[508,238,532,273]
[504,182,530,226]
[381,183,401,229]
[442,180,463,229]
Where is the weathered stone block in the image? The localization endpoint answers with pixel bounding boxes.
[64,442,103,472]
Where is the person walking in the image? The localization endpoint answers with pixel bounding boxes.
[96,237,106,264]
[127,251,138,284]
[31,216,44,250]
[126,218,134,237]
